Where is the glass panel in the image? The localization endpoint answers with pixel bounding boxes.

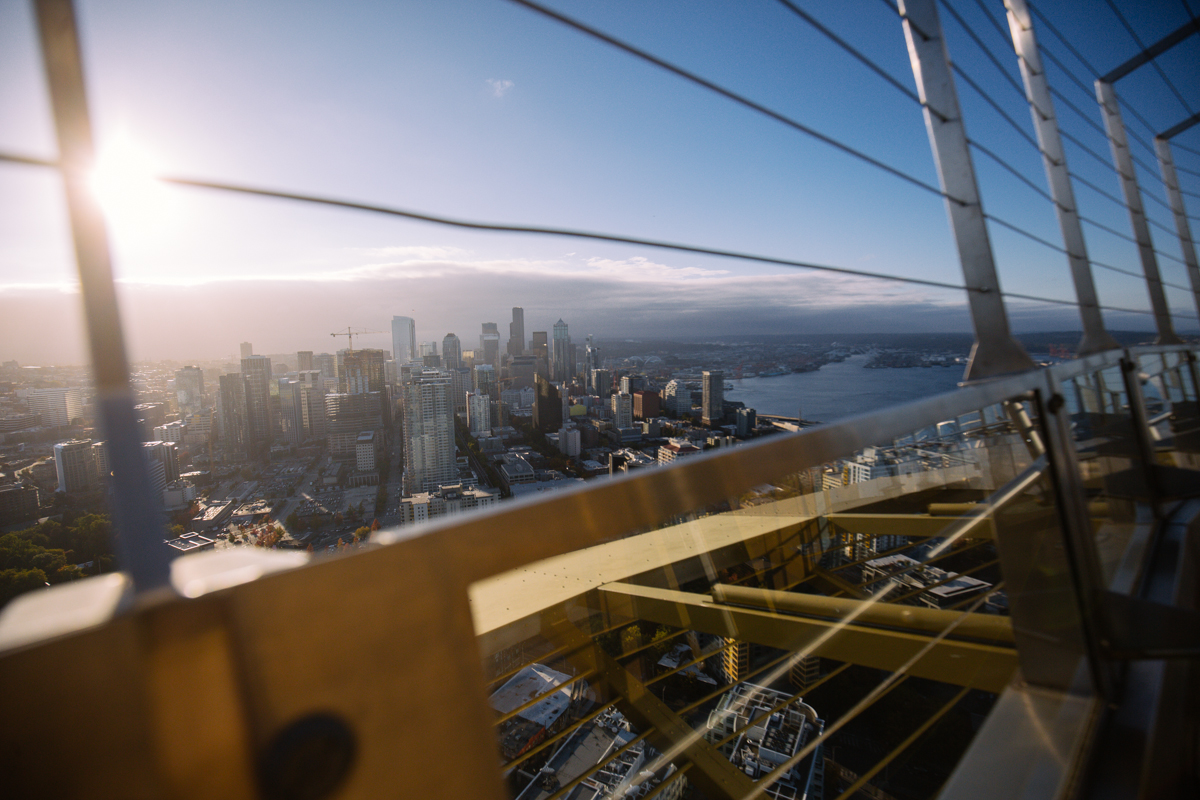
[1135,351,1200,470]
[477,391,1054,800]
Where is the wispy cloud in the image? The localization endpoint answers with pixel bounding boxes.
[486,78,514,98]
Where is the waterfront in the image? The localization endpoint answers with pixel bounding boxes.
[727,353,965,422]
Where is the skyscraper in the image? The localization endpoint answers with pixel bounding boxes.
[591,369,613,400]
[612,392,633,429]
[28,388,83,428]
[240,355,274,453]
[584,336,600,392]
[218,373,250,454]
[467,392,491,435]
[473,364,497,401]
[508,307,525,358]
[174,366,204,414]
[442,334,462,370]
[391,316,417,364]
[534,375,563,433]
[337,348,387,394]
[54,439,96,493]
[403,370,456,494]
[326,392,383,460]
[480,323,500,370]
[296,351,314,372]
[239,342,253,360]
[702,370,725,427]
[550,319,571,382]
[531,331,548,361]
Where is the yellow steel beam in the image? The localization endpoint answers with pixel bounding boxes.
[598,583,1016,693]
[827,512,995,540]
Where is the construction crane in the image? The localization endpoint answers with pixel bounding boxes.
[330,327,385,353]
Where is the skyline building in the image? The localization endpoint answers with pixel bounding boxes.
[54,439,96,493]
[391,316,417,364]
[325,391,384,460]
[508,355,537,390]
[472,364,497,402]
[240,355,274,452]
[239,342,253,360]
[531,331,548,361]
[403,370,457,494]
[467,392,491,435]
[27,387,83,428]
[480,322,501,370]
[296,351,314,372]
[584,336,600,392]
[591,368,613,400]
[702,370,724,427]
[442,334,462,370]
[337,347,387,394]
[217,373,250,454]
[507,307,525,358]
[533,375,563,433]
[550,319,571,382]
[174,366,204,414]
[612,392,633,429]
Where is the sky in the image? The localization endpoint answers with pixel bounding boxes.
[1,0,1199,364]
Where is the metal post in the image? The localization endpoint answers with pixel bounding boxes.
[1154,136,1200,321]
[898,0,1035,381]
[1095,80,1182,345]
[1005,0,1119,356]
[33,0,172,596]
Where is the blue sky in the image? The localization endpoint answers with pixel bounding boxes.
[1,0,1198,363]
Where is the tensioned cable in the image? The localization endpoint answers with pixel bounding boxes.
[772,0,922,108]
[937,0,1028,103]
[1175,140,1200,159]
[951,63,1041,153]
[969,139,1059,207]
[1105,0,1195,116]
[505,0,961,205]
[5,150,1141,324]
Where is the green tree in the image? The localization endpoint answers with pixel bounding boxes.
[0,568,49,606]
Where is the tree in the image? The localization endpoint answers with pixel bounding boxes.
[0,568,48,606]
[353,526,370,541]
[285,512,299,530]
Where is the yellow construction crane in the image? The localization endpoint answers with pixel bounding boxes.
[330,327,385,353]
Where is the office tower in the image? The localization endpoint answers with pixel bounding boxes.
[736,407,757,437]
[480,323,501,370]
[508,307,525,357]
[240,342,253,360]
[467,392,491,435]
[591,369,613,400]
[633,390,660,420]
[442,334,462,370]
[419,341,437,358]
[550,319,571,381]
[534,375,563,433]
[296,351,314,372]
[54,439,96,493]
[403,371,456,494]
[612,393,633,429]
[619,375,632,395]
[391,316,417,363]
[531,331,548,361]
[450,367,471,416]
[509,355,537,390]
[325,392,384,460]
[297,370,326,441]
[143,440,180,483]
[337,348,387,394]
[584,336,600,391]
[473,364,497,401]
[314,353,337,383]
[702,370,724,427]
[217,373,250,454]
[240,355,274,452]
[27,387,83,428]
[174,366,204,414]
[278,378,303,445]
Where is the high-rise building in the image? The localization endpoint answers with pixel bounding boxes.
[702,370,724,427]
[403,370,456,494]
[297,370,326,442]
[736,407,757,437]
[509,355,537,390]
[239,342,253,360]
[619,375,632,395]
[325,392,384,460]
[550,319,571,382]
[534,375,563,433]
[507,307,525,358]
[296,351,314,372]
[442,334,462,370]
[143,440,180,483]
[241,355,274,451]
[612,393,633,429]
[27,388,82,428]
[218,373,250,454]
[633,390,660,420]
[531,331,548,361]
[174,366,204,414]
[591,369,613,400]
[54,439,96,493]
[480,323,501,370]
[391,316,417,364]
[337,348,387,394]
[451,367,471,416]
[467,392,491,435]
[473,364,497,401]
[584,336,600,392]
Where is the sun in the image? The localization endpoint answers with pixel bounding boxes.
[87,130,175,236]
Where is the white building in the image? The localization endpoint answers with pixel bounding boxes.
[391,315,417,364]
[611,392,633,429]
[558,426,581,458]
[356,430,376,472]
[467,391,491,435]
[54,439,96,493]
[28,388,82,428]
[657,438,701,465]
[403,370,457,493]
[398,483,498,525]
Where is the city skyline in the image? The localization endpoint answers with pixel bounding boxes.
[2,1,1199,364]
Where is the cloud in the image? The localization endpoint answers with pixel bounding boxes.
[486,78,514,98]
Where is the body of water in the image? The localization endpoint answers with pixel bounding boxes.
[726,353,965,422]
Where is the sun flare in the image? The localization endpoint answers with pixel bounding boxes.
[88,131,174,234]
